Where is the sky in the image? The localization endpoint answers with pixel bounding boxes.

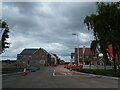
[1,2,97,62]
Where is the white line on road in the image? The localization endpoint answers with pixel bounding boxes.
[52,70,55,76]
[53,72,55,76]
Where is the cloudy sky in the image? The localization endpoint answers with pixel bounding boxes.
[1,2,97,61]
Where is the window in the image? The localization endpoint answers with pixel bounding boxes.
[79,55,82,58]
[86,56,89,58]
[28,60,30,65]
[93,54,97,58]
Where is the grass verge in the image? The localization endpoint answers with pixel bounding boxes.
[78,69,120,77]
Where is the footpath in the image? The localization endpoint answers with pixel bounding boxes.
[53,65,86,76]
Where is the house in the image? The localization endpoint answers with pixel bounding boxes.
[74,48,98,65]
[17,48,54,69]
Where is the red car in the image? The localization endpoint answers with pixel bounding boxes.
[64,64,68,68]
[72,64,83,70]
[64,64,74,69]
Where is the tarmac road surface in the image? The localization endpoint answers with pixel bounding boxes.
[1,65,119,88]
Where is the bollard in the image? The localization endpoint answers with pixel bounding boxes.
[22,68,27,76]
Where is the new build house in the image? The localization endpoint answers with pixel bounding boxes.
[74,48,98,65]
[17,48,57,69]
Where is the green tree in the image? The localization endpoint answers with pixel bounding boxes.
[84,2,120,74]
[0,20,10,54]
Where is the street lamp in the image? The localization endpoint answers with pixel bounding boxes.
[83,46,85,65]
[72,33,80,65]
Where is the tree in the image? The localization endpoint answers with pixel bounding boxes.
[90,40,98,55]
[84,2,120,74]
[0,20,10,54]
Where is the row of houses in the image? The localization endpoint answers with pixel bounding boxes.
[71,47,120,70]
[71,48,105,65]
[17,48,60,69]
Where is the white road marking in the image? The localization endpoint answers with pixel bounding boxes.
[52,70,55,76]
[52,72,55,76]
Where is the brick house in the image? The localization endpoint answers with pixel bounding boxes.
[74,48,98,65]
[17,48,55,69]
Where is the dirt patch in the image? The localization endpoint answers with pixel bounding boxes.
[2,68,21,74]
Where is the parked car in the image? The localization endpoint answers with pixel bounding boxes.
[72,64,83,71]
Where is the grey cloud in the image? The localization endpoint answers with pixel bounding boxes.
[3,2,39,15]
[2,2,96,61]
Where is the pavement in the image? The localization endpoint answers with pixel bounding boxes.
[53,65,86,76]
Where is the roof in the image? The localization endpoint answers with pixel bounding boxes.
[20,49,38,55]
[40,48,49,55]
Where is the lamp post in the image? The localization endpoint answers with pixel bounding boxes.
[83,46,85,65]
[72,33,80,65]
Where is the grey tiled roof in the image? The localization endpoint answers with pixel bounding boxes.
[20,49,38,55]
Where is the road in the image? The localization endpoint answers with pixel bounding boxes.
[1,65,119,88]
